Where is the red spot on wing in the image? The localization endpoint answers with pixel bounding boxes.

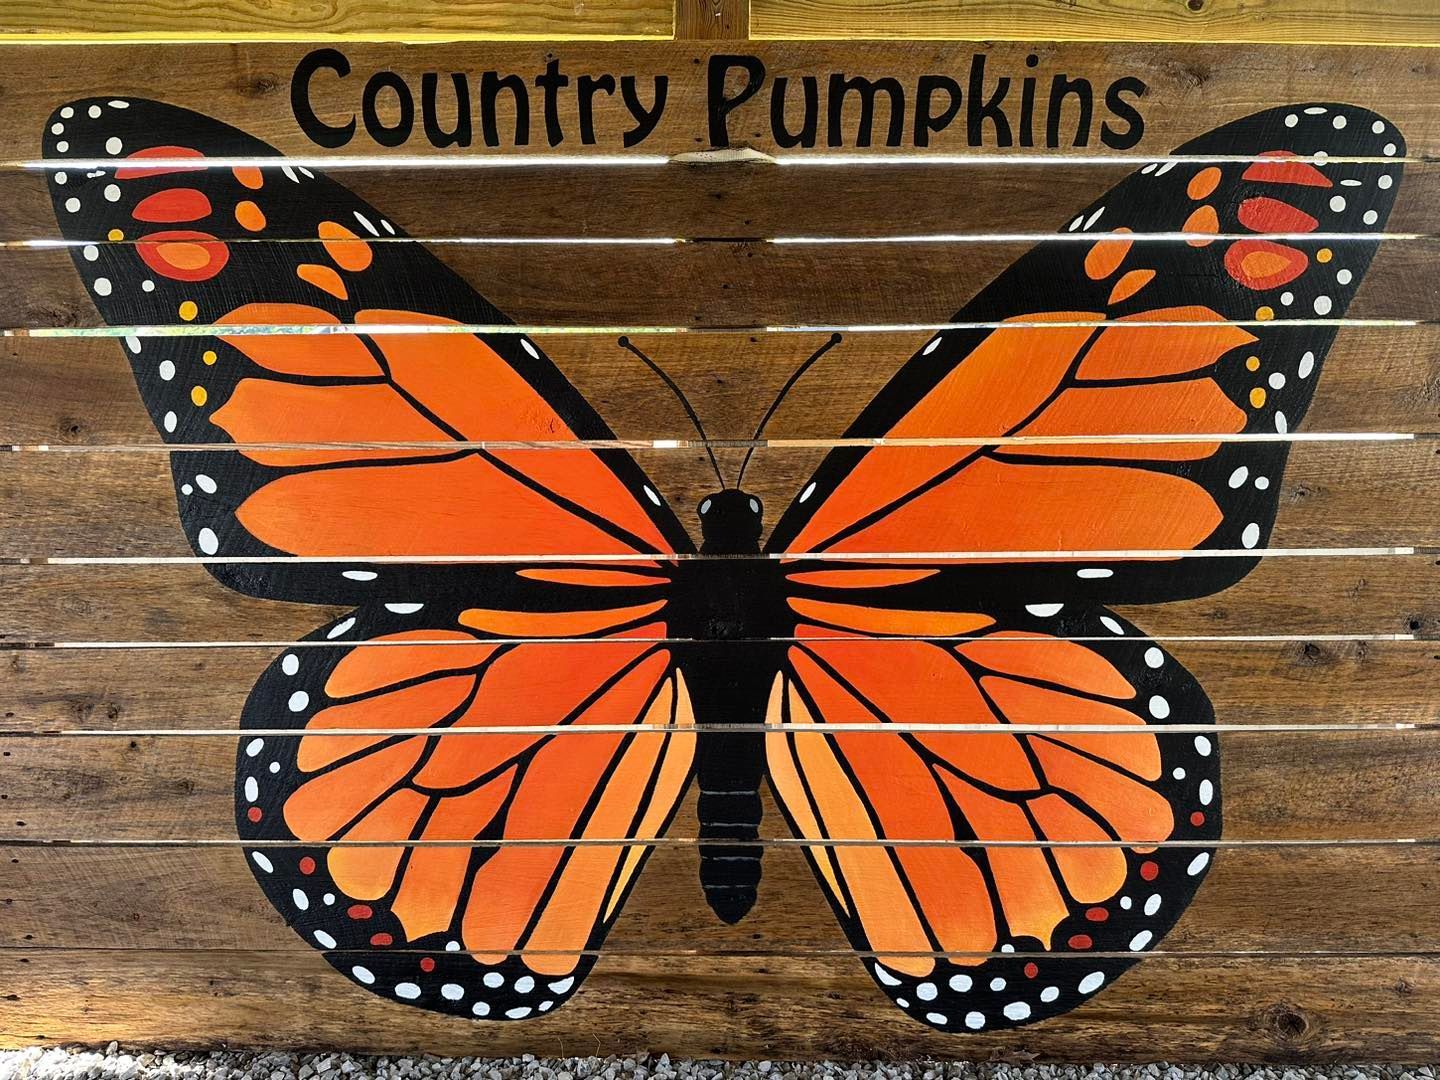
[116,146,207,180]
[1237,197,1319,233]
[135,229,229,282]
[1241,151,1331,189]
[132,188,213,223]
[1224,239,1309,290]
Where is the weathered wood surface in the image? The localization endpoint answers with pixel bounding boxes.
[4,328,1437,444]
[1,557,1433,643]
[5,163,1437,242]
[3,950,1437,1060]
[5,844,1440,954]
[750,0,1440,46]
[1,441,1434,556]
[9,638,1434,733]
[1,730,1436,841]
[0,43,1435,160]
[0,0,673,41]
[4,239,1437,329]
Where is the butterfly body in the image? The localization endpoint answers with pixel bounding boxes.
[679,486,781,923]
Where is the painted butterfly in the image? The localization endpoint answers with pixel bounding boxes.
[42,97,1403,1031]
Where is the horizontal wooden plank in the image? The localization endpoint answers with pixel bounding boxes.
[2,161,1436,241]
[4,844,1438,956]
[2,556,1432,642]
[5,327,1437,445]
[1,441,1433,557]
[2,949,1436,1059]
[750,0,1440,46]
[0,730,1432,841]
[9,637,1432,733]
[0,0,671,42]
[0,43,1435,160]
[5,239,1437,329]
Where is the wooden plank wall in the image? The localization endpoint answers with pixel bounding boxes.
[1,0,1438,1066]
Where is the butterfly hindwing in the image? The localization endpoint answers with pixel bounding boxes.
[766,605,1218,1031]
[768,103,1404,605]
[237,603,696,1018]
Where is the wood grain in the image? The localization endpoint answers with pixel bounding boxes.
[0,0,672,42]
[0,43,1434,160]
[5,162,1437,242]
[4,844,1439,955]
[4,239,1436,329]
[2,949,1437,1060]
[674,0,748,39]
[0,555,1433,643]
[0,730,1435,841]
[9,637,1433,733]
[1,440,1434,556]
[750,0,1440,46]
[4,327,1437,445]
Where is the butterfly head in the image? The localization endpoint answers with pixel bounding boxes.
[697,489,764,554]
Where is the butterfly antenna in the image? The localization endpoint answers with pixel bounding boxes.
[617,336,725,488]
[735,333,843,488]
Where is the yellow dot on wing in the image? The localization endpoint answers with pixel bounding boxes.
[107,228,124,241]
[1255,306,1274,321]
[191,386,208,406]
[1245,355,1261,372]
[202,349,217,365]
[178,300,198,321]
[1249,387,1267,408]
[1317,248,1333,263]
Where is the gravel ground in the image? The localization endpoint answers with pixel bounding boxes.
[0,1050,1435,1080]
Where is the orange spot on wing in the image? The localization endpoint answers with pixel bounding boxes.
[298,262,349,300]
[234,200,266,232]
[788,599,994,637]
[1187,167,1222,200]
[233,166,264,190]
[1084,229,1133,281]
[1182,205,1219,246]
[1108,269,1155,305]
[319,220,374,272]
[132,188,213,223]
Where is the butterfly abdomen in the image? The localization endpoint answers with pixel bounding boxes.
[696,727,766,923]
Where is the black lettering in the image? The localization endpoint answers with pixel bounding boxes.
[708,54,766,147]
[1047,74,1093,148]
[1019,54,1039,148]
[1102,77,1147,150]
[914,74,961,147]
[620,75,668,147]
[967,54,1013,147]
[481,72,530,147]
[771,76,818,148]
[577,73,616,145]
[536,59,570,147]
[362,71,414,148]
[827,73,905,148]
[291,48,355,149]
[421,73,471,148]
